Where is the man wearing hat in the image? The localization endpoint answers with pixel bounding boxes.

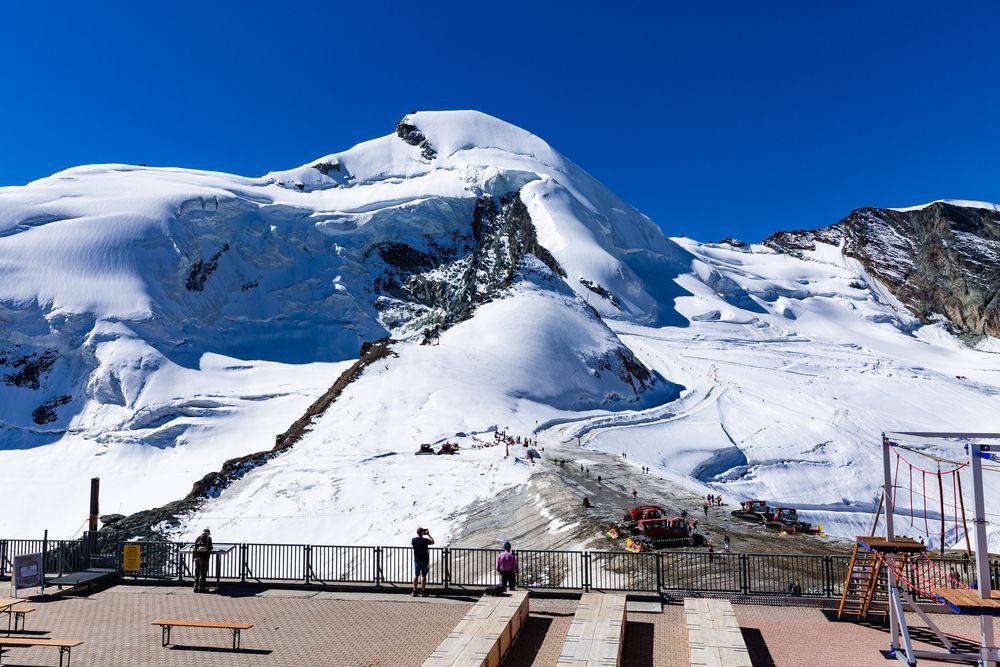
[495,541,518,591]
[193,528,213,593]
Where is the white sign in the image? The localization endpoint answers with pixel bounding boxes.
[13,553,43,590]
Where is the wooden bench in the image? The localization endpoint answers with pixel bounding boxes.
[684,598,751,667]
[556,593,627,667]
[422,590,529,667]
[2,607,35,634]
[150,619,253,650]
[0,638,82,667]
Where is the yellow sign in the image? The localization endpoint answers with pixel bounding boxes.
[123,544,141,572]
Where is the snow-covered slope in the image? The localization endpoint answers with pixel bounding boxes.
[2,111,999,550]
[0,111,678,540]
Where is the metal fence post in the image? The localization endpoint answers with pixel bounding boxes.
[176,543,185,583]
[443,547,451,590]
[823,555,833,598]
[0,540,6,579]
[304,545,312,586]
[375,547,382,587]
[655,552,663,591]
[740,553,750,595]
[240,544,249,584]
[582,551,591,592]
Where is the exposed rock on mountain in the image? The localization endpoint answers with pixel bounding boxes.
[766,201,1000,337]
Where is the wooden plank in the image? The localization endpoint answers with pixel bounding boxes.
[933,588,1000,615]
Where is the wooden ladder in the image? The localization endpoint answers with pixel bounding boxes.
[839,544,910,622]
[838,543,882,620]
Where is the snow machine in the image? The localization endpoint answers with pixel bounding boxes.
[619,506,665,536]
[763,507,821,534]
[437,442,458,455]
[415,444,435,455]
[731,499,771,522]
[622,505,665,524]
[633,517,706,548]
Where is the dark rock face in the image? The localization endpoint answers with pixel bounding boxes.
[184,243,230,292]
[395,118,437,160]
[766,203,1000,337]
[32,394,72,424]
[579,279,621,308]
[2,349,58,390]
[312,161,341,176]
[369,191,567,334]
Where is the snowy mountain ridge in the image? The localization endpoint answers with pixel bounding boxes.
[1,111,999,549]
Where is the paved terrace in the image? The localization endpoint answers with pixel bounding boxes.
[0,584,996,666]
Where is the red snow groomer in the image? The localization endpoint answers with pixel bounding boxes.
[634,517,706,548]
[622,505,665,526]
[731,499,771,522]
[763,507,821,534]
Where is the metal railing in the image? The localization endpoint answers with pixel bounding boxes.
[3,536,997,598]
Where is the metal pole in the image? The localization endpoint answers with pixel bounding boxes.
[41,529,48,595]
[958,470,974,556]
[88,478,100,559]
[883,435,900,654]
[938,463,946,555]
[969,443,996,667]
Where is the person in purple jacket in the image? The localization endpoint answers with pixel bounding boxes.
[496,541,518,591]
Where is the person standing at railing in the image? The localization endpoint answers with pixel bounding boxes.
[411,527,434,597]
[193,528,213,593]
[496,541,518,591]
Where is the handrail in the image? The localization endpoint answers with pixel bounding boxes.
[1,535,992,598]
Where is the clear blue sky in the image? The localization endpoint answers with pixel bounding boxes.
[3,1,998,241]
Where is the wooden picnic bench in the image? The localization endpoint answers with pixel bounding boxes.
[684,598,751,667]
[422,590,529,667]
[556,593,627,667]
[150,619,253,650]
[0,638,83,667]
[2,607,35,634]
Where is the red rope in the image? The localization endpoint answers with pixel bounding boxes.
[892,454,900,508]
[874,550,970,600]
[922,471,930,537]
[953,470,959,540]
[890,444,966,475]
[909,464,914,527]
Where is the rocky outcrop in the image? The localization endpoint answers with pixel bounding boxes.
[2,349,58,390]
[395,117,437,160]
[184,243,230,292]
[369,190,566,334]
[766,202,1000,337]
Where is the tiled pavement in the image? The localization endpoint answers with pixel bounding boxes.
[2,585,997,666]
[1,586,472,666]
[735,603,995,666]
